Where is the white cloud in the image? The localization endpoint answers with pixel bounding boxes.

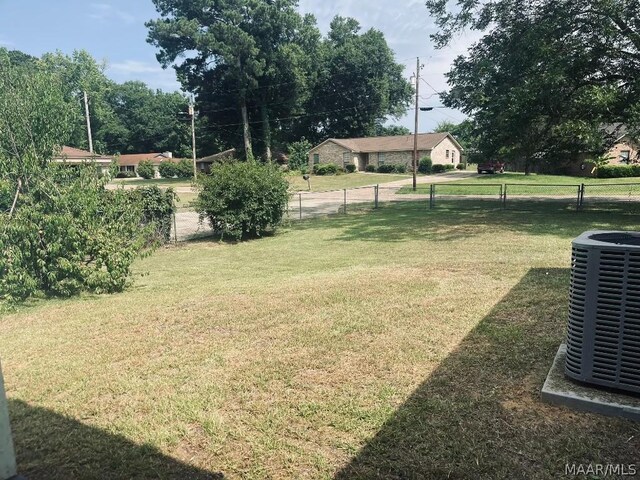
[108,60,182,92]
[110,60,162,74]
[88,3,135,24]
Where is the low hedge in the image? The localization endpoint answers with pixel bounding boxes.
[597,164,640,178]
[418,157,432,174]
[432,164,455,174]
[365,164,376,173]
[313,163,339,175]
[345,164,357,173]
[377,164,409,174]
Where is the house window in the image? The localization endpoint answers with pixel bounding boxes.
[452,151,456,163]
[446,149,450,159]
[621,150,631,164]
[378,152,386,165]
[343,152,351,167]
[313,153,320,164]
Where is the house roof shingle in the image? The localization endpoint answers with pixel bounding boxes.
[198,148,237,164]
[118,152,175,166]
[57,146,112,164]
[319,133,454,153]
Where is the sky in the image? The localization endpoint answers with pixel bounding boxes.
[0,0,478,132]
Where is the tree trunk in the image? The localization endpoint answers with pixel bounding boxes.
[240,98,253,161]
[261,103,272,163]
[524,158,531,175]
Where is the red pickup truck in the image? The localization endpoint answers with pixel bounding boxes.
[477,161,505,174]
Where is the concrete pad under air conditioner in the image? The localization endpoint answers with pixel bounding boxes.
[541,344,640,422]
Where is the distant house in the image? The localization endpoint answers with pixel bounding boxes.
[196,148,236,174]
[567,124,639,176]
[54,146,113,175]
[308,133,464,172]
[117,152,176,178]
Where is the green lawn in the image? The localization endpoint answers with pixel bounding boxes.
[398,172,640,195]
[287,172,410,192]
[3,203,639,479]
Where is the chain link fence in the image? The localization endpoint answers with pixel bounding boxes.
[171,182,640,242]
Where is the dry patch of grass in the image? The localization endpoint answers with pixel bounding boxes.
[287,173,409,192]
[2,203,640,479]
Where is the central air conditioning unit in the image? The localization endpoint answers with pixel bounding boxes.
[565,231,640,394]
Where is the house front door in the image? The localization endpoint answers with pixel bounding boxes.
[360,153,369,172]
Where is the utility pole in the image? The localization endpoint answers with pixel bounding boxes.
[413,57,420,191]
[83,91,94,154]
[189,98,197,178]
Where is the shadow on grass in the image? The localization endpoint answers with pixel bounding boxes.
[335,268,640,479]
[291,201,640,244]
[9,400,222,480]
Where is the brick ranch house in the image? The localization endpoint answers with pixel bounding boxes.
[557,124,639,176]
[54,146,113,175]
[308,132,464,171]
[117,152,178,178]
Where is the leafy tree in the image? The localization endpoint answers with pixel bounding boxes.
[175,159,194,178]
[147,0,319,161]
[137,159,156,179]
[158,160,177,178]
[426,0,640,171]
[374,124,411,137]
[0,53,156,303]
[40,50,115,154]
[287,139,313,171]
[103,81,192,156]
[300,17,413,142]
[0,51,74,197]
[195,162,289,240]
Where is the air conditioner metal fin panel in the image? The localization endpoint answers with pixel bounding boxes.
[565,231,640,394]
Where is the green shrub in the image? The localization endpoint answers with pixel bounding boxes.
[418,156,432,174]
[0,165,152,302]
[345,164,357,173]
[431,164,447,173]
[176,159,194,178]
[444,164,455,171]
[158,161,177,178]
[137,160,155,179]
[195,162,289,240]
[130,186,176,243]
[377,164,396,173]
[287,139,313,171]
[456,163,466,170]
[597,164,640,178]
[393,164,407,174]
[116,171,136,179]
[313,163,339,175]
[365,164,376,173]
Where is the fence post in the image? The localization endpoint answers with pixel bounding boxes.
[499,184,503,201]
[299,193,302,220]
[503,184,508,209]
[173,212,178,244]
[576,185,582,211]
[344,189,347,214]
[429,184,435,209]
[374,185,379,209]
[579,183,585,210]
